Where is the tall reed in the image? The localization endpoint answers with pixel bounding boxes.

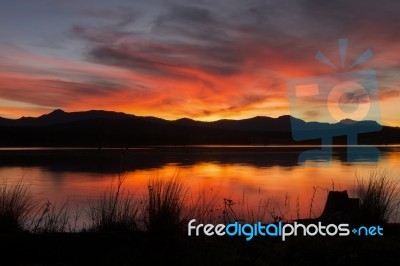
[144,176,188,234]
[0,180,37,232]
[89,174,139,232]
[355,170,400,224]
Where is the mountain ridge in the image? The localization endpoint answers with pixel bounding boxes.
[0,109,397,147]
[0,109,385,129]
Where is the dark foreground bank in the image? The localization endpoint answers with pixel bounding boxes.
[2,170,400,265]
[1,226,400,266]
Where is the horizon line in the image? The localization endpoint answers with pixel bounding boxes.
[0,108,391,127]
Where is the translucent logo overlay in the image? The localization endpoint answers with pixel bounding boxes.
[286,39,381,165]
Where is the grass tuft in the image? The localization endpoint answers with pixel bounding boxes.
[144,176,188,234]
[32,201,77,233]
[89,174,139,232]
[0,180,37,233]
[355,170,400,225]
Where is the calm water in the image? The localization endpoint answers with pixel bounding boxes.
[1,146,400,221]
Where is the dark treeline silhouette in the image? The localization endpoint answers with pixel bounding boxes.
[0,109,398,147]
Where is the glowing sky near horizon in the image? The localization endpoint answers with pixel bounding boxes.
[0,0,400,125]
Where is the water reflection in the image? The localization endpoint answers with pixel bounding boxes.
[1,146,397,172]
[0,146,399,220]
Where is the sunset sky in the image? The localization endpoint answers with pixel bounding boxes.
[0,0,399,125]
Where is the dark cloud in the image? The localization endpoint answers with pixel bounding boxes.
[338,91,370,105]
[152,4,228,44]
[0,78,126,107]
[72,3,250,78]
[81,0,400,81]
[156,4,214,26]
[77,27,243,79]
[83,7,137,27]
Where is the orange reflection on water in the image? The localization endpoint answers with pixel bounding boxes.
[1,152,400,222]
[118,160,396,219]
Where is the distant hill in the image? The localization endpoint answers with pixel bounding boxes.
[0,109,137,126]
[0,110,398,147]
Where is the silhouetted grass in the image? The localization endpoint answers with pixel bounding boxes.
[2,172,400,265]
[217,196,271,224]
[3,169,400,235]
[0,180,37,232]
[144,176,188,234]
[355,170,400,225]
[89,174,139,232]
[32,201,81,233]
[185,189,220,224]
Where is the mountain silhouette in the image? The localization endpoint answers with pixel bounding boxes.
[0,109,397,147]
[1,109,137,126]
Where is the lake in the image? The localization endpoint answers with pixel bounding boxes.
[1,145,400,224]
